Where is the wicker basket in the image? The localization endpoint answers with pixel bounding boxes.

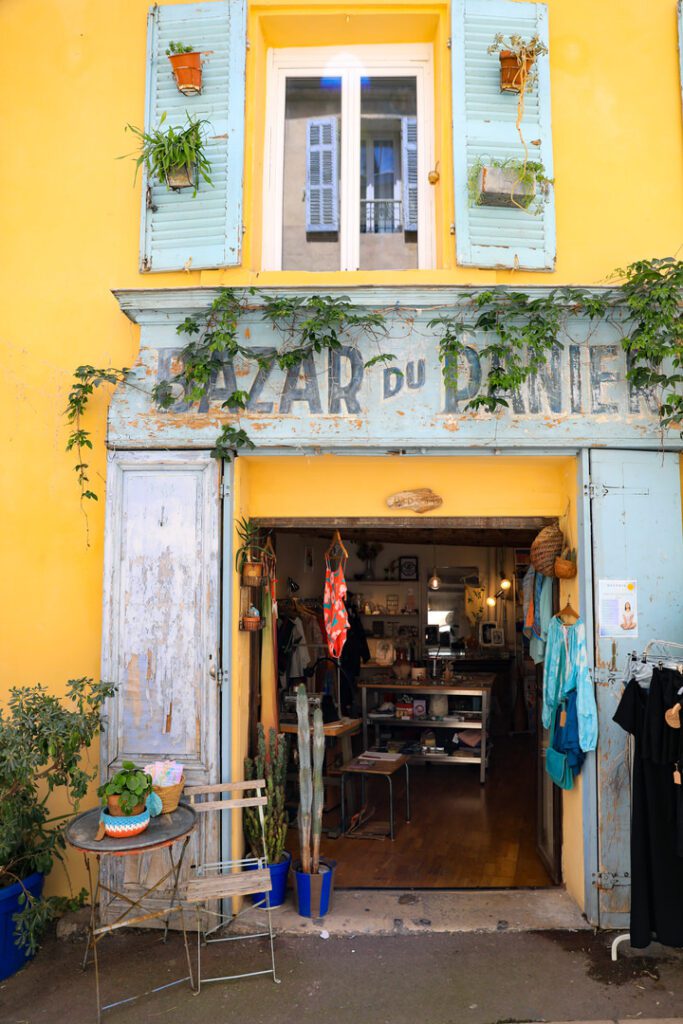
[554,553,577,579]
[530,522,564,576]
[152,775,185,814]
[241,562,264,587]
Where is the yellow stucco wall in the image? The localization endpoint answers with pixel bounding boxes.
[1,0,681,903]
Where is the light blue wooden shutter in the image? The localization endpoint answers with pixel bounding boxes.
[401,116,418,231]
[451,0,556,270]
[140,1,246,272]
[306,118,339,232]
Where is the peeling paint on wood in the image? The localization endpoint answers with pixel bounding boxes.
[109,290,680,451]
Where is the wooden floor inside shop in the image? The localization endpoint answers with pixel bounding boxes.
[286,735,553,889]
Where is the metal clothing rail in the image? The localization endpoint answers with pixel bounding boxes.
[612,637,683,962]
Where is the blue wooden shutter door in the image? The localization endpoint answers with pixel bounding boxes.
[140,1,246,272]
[451,0,556,270]
[589,450,683,927]
[401,116,418,231]
[306,118,339,232]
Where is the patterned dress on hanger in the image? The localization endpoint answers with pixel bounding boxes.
[323,556,349,658]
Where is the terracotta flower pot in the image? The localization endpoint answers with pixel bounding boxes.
[241,615,262,631]
[168,51,202,95]
[499,51,535,93]
[106,794,146,817]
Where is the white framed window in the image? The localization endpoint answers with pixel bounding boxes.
[262,45,436,272]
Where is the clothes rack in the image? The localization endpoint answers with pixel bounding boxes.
[612,636,683,962]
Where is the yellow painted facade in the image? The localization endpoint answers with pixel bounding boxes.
[1,0,681,908]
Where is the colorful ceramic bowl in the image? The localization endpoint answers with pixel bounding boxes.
[101,808,150,838]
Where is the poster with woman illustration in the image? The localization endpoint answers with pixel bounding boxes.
[598,579,639,638]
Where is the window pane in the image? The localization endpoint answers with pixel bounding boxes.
[282,77,341,271]
[359,77,418,271]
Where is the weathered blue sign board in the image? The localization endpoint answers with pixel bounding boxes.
[110,288,677,450]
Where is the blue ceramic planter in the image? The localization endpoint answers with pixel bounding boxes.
[293,858,336,919]
[0,871,44,981]
[248,851,291,908]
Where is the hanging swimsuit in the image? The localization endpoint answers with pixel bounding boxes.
[323,556,349,658]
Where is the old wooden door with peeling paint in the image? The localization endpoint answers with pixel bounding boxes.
[100,451,221,922]
[590,450,683,927]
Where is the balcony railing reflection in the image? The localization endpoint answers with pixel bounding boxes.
[360,198,403,234]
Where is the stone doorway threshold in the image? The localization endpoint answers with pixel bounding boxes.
[240,888,591,936]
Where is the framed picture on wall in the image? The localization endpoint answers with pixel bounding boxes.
[398,556,419,581]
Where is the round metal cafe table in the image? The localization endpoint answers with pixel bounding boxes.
[66,802,196,1021]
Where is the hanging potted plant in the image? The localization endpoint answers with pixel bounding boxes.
[97,761,154,838]
[235,517,269,587]
[244,725,291,907]
[292,686,336,918]
[123,113,213,196]
[166,41,204,96]
[468,157,552,212]
[0,678,113,980]
[487,33,548,94]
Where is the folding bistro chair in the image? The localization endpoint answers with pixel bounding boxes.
[183,780,279,993]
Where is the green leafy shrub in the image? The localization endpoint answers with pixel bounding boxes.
[0,677,114,952]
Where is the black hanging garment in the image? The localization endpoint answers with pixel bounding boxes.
[613,668,683,948]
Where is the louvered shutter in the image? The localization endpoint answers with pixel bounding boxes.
[451,0,556,270]
[306,118,339,232]
[401,116,418,232]
[140,1,246,272]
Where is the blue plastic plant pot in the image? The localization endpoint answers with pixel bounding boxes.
[0,871,44,981]
[293,858,336,919]
[251,851,292,908]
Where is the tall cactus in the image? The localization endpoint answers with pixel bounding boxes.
[244,724,288,863]
[296,684,312,874]
[311,707,325,873]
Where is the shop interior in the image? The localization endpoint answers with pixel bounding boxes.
[254,522,560,890]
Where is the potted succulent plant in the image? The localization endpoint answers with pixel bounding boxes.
[0,677,113,980]
[235,517,269,587]
[243,725,290,907]
[292,686,336,918]
[166,41,203,96]
[97,761,153,838]
[123,113,213,195]
[487,33,548,94]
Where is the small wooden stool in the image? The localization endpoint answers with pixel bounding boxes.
[339,754,411,840]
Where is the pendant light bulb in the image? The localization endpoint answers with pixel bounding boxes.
[429,543,441,590]
[500,577,512,591]
[486,595,497,608]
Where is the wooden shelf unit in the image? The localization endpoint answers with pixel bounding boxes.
[358,675,494,783]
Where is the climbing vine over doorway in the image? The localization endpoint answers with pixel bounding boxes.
[65,258,682,523]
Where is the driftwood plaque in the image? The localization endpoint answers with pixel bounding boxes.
[386,488,443,514]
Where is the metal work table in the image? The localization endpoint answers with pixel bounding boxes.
[358,675,493,783]
[66,803,196,1021]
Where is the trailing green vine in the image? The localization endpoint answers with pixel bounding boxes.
[65,260,682,526]
[617,257,683,430]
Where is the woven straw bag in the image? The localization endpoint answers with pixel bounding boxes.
[530,523,564,576]
[152,775,185,813]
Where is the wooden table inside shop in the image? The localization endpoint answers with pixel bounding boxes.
[280,716,362,773]
[281,717,362,824]
[358,675,494,783]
